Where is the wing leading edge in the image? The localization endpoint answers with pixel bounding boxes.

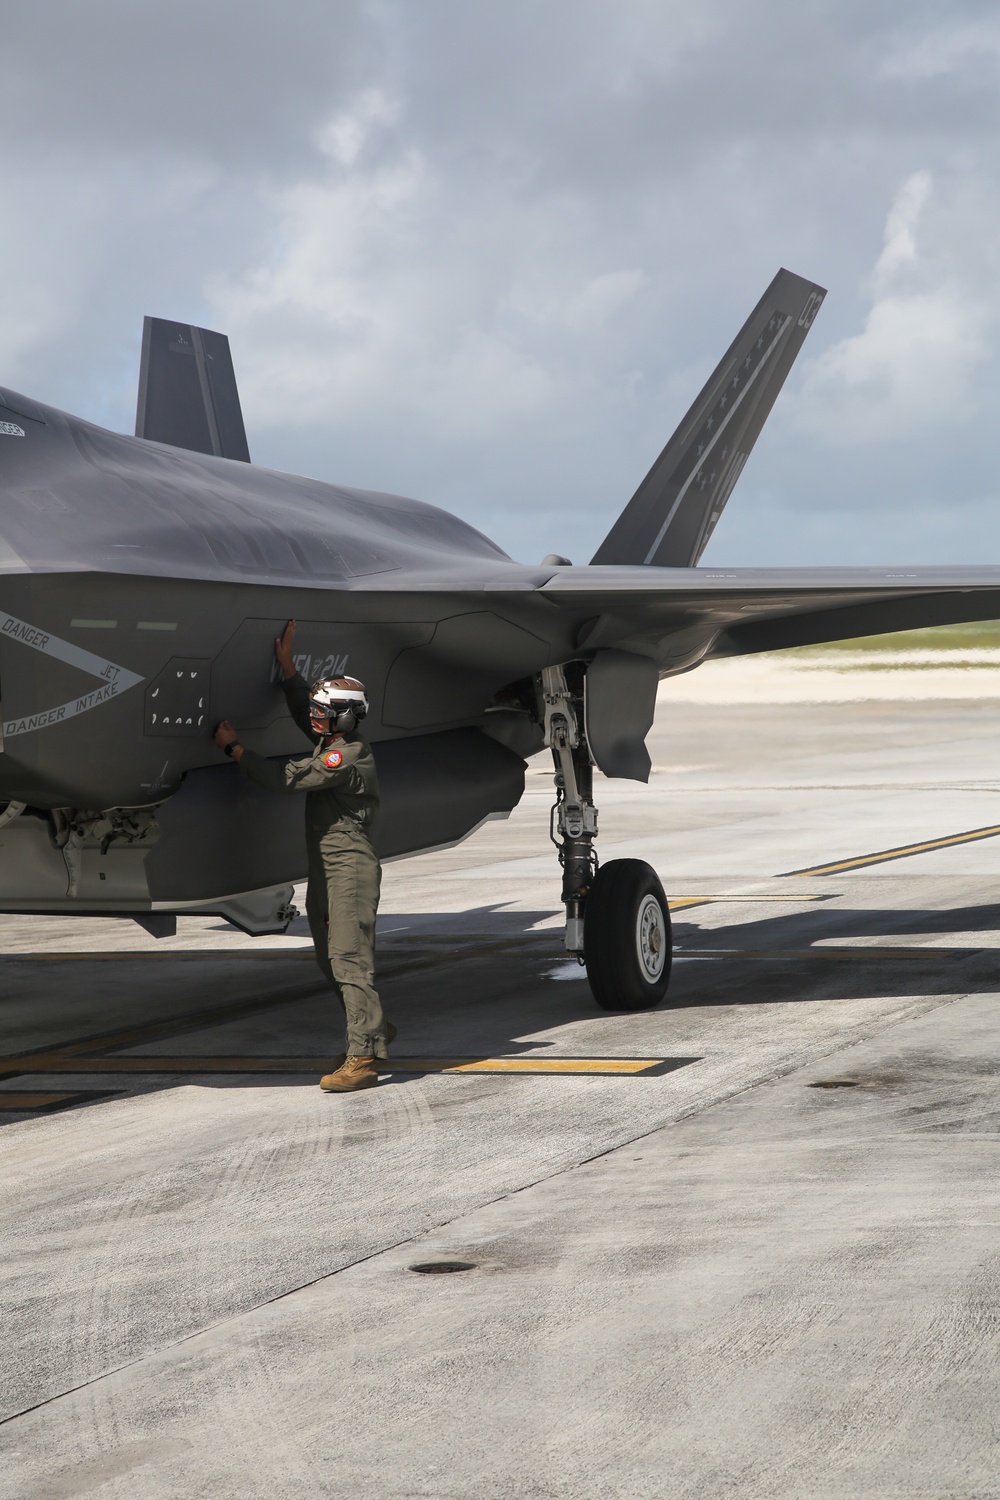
[537,565,1000,666]
[591,269,825,569]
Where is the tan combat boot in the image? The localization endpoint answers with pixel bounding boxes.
[320,1056,378,1092]
[318,1023,395,1089]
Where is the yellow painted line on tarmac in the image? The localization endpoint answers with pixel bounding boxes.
[786,824,1000,877]
[3,951,317,962]
[0,938,574,1083]
[0,1091,87,1110]
[2,937,549,971]
[0,945,512,1072]
[0,986,330,1069]
[3,930,557,957]
[384,1057,667,1076]
[677,947,969,961]
[0,1053,673,1079]
[669,894,827,910]
[2,1056,321,1075]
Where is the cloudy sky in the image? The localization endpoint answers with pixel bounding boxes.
[2,1,999,567]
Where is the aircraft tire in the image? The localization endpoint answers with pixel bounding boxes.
[583,858,671,1011]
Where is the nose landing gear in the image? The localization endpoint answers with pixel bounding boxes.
[542,664,598,957]
[541,664,671,1011]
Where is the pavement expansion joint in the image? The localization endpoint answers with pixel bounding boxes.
[0,1071,713,1424]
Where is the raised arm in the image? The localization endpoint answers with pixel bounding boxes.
[274,618,298,681]
[275,618,321,743]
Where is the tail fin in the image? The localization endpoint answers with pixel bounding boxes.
[135,317,250,462]
[591,268,825,567]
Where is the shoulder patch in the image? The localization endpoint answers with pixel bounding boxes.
[324,750,343,769]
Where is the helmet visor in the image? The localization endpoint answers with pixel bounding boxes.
[308,679,368,721]
[309,697,365,719]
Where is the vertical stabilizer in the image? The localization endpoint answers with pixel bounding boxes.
[591,268,824,567]
[135,317,250,462]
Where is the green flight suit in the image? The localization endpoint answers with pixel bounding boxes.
[238,674,387,1058]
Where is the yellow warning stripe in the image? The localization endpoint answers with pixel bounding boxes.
[0,1091,86,1110]
[786,824,1000,877]
[0,1054,667,1078]
[677,946,964,961]
[0,938,594,1082]
[668,894,825,910]
[384,1057,663,1076]
[2,938,544,972]
[5,951,317,962]
[2,1056,320,1074]
[2,985,330,1065]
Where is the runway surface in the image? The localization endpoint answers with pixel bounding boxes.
[5,681,1000,1497]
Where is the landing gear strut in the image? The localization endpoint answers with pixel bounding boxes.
[541,665,671,1011]
[542,665,598,956]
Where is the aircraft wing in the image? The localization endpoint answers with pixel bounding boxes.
[534,565,1000,672]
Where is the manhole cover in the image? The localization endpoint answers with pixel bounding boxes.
[409,1260,477,1275]
[808,1080,862,1089]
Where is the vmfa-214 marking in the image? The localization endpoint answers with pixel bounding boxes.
[4,269,1000,1008]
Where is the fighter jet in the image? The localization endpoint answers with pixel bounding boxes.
[2,268,998,1010]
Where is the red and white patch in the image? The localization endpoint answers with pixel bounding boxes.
[324,750,343,769]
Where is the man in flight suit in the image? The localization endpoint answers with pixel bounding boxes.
[214,619,392,1092]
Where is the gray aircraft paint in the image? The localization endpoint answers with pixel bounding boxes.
[592,269,826,569]
[3,274,1000,924]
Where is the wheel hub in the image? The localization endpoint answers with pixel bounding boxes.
[636,894,667,981]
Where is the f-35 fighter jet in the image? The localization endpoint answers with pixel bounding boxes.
[2,269,998,1010]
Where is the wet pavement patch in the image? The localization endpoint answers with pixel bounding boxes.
[409,1260,478,1274]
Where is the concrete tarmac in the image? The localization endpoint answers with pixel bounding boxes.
[5,685,1000,1497]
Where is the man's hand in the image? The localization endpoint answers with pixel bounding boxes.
[214,720,242,761]
[275,619,297,680]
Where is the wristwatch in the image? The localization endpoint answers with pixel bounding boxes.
[223,741,241,758]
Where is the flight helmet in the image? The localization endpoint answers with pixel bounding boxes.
[308,675,369,734]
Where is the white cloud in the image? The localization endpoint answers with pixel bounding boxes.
[315,90,402,168]
[208,98,649,448]
[795,287,989,442]
[873,171,931,287]
[789,172,995,446]
[207,137,427,423]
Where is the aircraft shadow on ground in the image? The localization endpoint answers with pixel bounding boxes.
[667,897,1000,1009]
[1,906,690,1118]
[5,898,1000,1119]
